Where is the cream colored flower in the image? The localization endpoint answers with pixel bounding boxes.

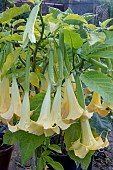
[1,77,21,121]
[28,84,60,137]
[86,92,110,117]
[0,76,10,113]
[61,79,83,121]
[8,91,43,134]
[69,118,109,158]
[51,86,71,130]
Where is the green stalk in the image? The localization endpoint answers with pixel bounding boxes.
[25,52,30,92]
[75,73,85,109]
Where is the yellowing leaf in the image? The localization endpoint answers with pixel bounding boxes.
[64,14,87,24]
[2,47,22,76]
[0,4,30,23]
[0,34,22,43]
[30,72,39,87]
[88,32,106,45]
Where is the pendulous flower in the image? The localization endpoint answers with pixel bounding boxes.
[28,84,60,137]
[86,92,110,117]
[51,86,71,130]
[8,91,42,133]
[1,77,21,121]
[61,78,83,121]
[69,118,109,158]
[0,76,10,113]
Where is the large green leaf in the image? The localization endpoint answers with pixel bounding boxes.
[64,122,81,150]
[30,93,45,121]
[88,50,113,59]
[68,150,94,170]
[64,14,87,25]
[80,70,113,103]
[2,47,22,76]
[4,131,45,165]
[63,29,83,49]
[0,4,30,23]
[90,113,112,137]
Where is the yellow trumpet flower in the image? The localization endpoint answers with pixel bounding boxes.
[70,118,109,158]
[8,91,43,133]
[1,77,21,121]
[51,86,71,130]
[61,79,83,121]
[86,92,110,117]
[0,77,10,113]
[28,84,60,137]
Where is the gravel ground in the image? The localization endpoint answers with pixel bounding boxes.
[8,131,113,170]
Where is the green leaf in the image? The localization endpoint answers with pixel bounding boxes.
[12,19,26,27]
[90,113,112,137]
[68,150,94,170]
[82,13,95,21]
[64,14,87,25]
[0,4,30,23]
[30,93,45,121]
[44,156,64,170]
[88,32,106,45]
[100,18,113,28]
[0,34,23,43]
[80,70,113,103]
[48,144,62,154]
[64,122,81,150]
[2,47,22,76]
[63,30,83,49]
[37,157,46,170]
[49,7,62,19]
[88,50,113,59]
[23,3,41,48]
[3,131,17,145]
[105,31,113,46]
[4,130,45,165]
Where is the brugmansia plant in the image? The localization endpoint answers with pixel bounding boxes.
[0,0,113,169]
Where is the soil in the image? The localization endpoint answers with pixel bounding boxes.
[92,130,113,170]
[8,131,113,170]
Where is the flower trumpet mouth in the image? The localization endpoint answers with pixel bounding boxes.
[8,91,35,133]
[86,92,110,117]
[61,79,83,121]
[1,77,21,121]
[69,118,109,158]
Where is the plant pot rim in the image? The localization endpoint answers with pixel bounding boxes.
[0,144,14,152]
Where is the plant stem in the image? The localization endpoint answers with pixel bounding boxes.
[32,4,45,72]
[25,51,30,92]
